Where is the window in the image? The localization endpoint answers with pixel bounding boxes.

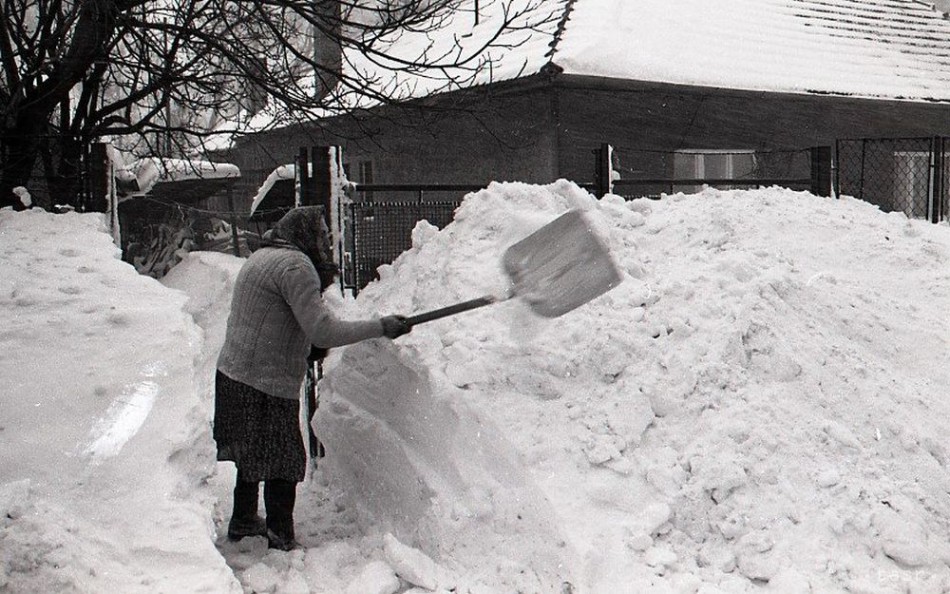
[343,159,375,202]
[357,160,374,202]
[673,150,756,194]
[358,160,374,184]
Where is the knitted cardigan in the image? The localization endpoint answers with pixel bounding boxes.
[216,247,384,399]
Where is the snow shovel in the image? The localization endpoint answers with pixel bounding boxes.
[403,209,622,327]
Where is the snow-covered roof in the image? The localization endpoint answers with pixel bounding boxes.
[247,163,335,222]
[250,165,294,209]
[133,158,240,187]
[115,157,240,201]
[214,0,950,147]
[350,0,950,102]
[248,164,296,219]
[556,0,950,101]
[125,157,240,195]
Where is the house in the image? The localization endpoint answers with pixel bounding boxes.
[215,0,950,214]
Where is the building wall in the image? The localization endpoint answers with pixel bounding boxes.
[218,77,950,209]
[552,79,950,184]
[218,87,560,209]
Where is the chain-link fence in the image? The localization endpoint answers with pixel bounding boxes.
[40,137,943,287]
[837,137,947,222]
[345,200,463,293]
[342,147,829,293]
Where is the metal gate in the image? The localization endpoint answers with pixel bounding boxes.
[836,137,948,223]
[344,200,463,293]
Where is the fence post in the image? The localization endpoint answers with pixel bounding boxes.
[809,146,832,197]
[328,147,346,287]
[226,184,241,256]
[593,143,613,198]
[831,142,839,199]
[296,145,344,469]
[944,137,949,222]
[858,139,867,202]
[298,145,341,248]
[315,147,334,231]
[933,136,945,224]
[83,142,111,213]
[296,147,310,207]
[299,146,335,229]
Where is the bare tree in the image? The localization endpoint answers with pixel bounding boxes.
[0,0,558,209]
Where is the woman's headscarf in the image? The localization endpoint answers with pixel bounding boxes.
[262,206,338,291]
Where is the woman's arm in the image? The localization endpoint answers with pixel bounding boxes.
[279,257,385,348]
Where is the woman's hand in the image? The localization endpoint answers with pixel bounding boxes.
[381,315,412,339]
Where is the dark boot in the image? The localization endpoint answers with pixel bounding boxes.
[227,479,266,541]
[264,479,298,551]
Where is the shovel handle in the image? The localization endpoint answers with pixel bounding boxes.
[404,295,498,327]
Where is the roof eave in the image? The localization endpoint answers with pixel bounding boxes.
[546,73,950,105]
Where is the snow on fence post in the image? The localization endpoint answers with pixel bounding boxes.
[107,150,120,247]
[810,146,832,197]
[327,146,349,290]
[98,142,122,246]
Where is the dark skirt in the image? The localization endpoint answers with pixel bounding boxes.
[213,370,306,482]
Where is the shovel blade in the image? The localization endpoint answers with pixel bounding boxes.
[502,209,622,318]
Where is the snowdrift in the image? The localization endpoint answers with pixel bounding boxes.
[0,210,240,593]
[318,182,950,592]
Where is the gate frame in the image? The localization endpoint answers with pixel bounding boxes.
[835,136,948,223]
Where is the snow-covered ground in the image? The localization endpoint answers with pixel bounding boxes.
[2,182,949,593]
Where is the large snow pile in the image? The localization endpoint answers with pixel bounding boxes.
[320,182,950,593]
[1,182,949,594]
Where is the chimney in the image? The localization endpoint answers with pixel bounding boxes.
[314,0,343,100]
